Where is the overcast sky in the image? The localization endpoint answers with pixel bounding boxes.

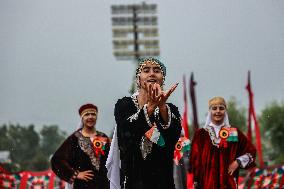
[1,0,283,136]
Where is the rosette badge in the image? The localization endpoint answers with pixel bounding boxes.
[92,137,108,156]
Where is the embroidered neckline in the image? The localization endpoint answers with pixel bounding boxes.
[75,131,103,170]
[204,125,231,147]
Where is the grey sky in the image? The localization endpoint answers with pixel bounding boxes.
[1,0,284,136]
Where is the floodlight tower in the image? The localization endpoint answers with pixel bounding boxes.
[111,2,160,93]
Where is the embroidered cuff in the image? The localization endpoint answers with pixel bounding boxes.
[160,104,171,129]
[69,170,79,183]
[143,104,152,127]
[237,153,253,168]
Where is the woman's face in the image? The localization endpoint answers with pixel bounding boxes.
[138,61,163,89]
[210,104,226,125]
[82,111,97,128]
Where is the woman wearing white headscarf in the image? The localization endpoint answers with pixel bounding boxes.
[189,97,256,189]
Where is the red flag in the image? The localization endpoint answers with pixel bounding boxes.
[246,71,253,141]
[246,71,264,168]
[189,72,199,132]
[182,75,189,139]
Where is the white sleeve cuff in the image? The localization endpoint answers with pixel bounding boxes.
[237,153,253,168]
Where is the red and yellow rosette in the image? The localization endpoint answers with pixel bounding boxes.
[173,137,191,165]
[93,136,108,157]
[219,128,229,148]
[174,141,183,165]
[175,141,183,151]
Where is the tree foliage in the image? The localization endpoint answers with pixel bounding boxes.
[40,125,66,157]
[9,125,40,171]
[0,124,66,172]
[259,101,284,165]
[226,97,247,132]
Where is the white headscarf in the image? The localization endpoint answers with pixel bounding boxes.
[77,119,83,129]
[204,111,230,128]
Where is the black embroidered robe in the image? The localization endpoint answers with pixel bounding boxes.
[115,96,181,189]
[51,130,110,189]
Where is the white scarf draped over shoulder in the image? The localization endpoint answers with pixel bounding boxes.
[106,126,121,189]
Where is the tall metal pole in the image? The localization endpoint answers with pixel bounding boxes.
[111,3,160,94]
[130,5,139,94]
[133,6,139,61]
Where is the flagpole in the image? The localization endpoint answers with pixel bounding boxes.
[246,71,252,141]
[246,71,264,168]
[189,72,199,132]
[182,75,189,139]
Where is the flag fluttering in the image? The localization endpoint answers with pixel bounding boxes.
[182,75,189,139]
[246,71,264,168]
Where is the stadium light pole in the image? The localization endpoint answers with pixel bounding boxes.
[111,2,160,93]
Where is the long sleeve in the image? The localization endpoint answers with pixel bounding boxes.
[51,135,78,183]
[236,129,256,169]
[115,97,150,158]
[158,103,181,150]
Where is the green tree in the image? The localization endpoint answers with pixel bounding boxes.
[226,97,247,132]
[35,125,66,171]
[0,125,11,150]
[29,151,50,171]
[8,124,40,171]
[0,124,67,172]
[40,125,66,157]
[259,101,284,165]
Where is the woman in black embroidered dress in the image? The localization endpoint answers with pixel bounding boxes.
[51,103,110,189]
[115,57,181,189]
